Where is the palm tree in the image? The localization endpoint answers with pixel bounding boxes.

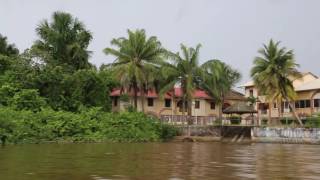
[32,11,92,71]
[104,29,165,111]
[251,39,302,125]
[201,60,241,121]
[160,44,202,123]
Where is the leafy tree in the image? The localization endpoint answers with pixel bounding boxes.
[0,34,19,56]
[201,60,241,120]
[67,69,114,111]
[0,85,17,106]
[160,44,203,119]
[0,51,41,89]
[251,39,302,125]
[11,89,46,111]
[31,11,92,71]
[32,66,68,110]
[104,29,165,111]
[0,34,19,75]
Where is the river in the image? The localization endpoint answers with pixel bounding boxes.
[0,142,319,180]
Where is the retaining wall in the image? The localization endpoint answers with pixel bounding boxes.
[252,127,320,144]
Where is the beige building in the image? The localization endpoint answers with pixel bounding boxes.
[243,72,320,118]
[110,87,245,119]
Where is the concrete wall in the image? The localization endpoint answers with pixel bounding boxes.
[252,127,320,144]
[176,125,221,136]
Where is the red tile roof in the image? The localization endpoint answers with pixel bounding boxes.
[110,88,212,99]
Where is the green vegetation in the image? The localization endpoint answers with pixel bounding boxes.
[261,118,268,126]
[229,116,241,125]
[251,40,303,125]
[104,29,165,112]
[0,12,177,144]
[280,117,294,125]
[160,44,203,117]
[0,108,177,144]
[201,60,241,120]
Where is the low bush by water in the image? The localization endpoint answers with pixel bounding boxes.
[0,107,177,144]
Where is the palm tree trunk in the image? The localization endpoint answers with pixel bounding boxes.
[133,83,138,110]
[218,94,224,123]
[218,104,222,121]
[187,98,192,136]
[277,101,280,120]
[285,97,303,126]
[268,102,272,125]
[141,86,145,113]
[182,96,186,125]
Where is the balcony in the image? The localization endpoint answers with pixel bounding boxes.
[159,115,257,126]
[159,115,217,125]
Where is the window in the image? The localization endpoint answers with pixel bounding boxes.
[177,101,188,112]
[147,98,154,107]
[284,102,289,109]
[114,97,118,106]
[249,89,254,97]
[314,99,320,107]
[210,102,215,109]
[295,100,311,108]
[195,101,200,109]
[165,99,171,107]
[273,103,277,109]
[306,100,311,108]
[281,102,291,113]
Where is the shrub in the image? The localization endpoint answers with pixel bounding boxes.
[11,89,46,111]
[280,117,294,125]
[230,116,241,125]
[0,108,175,144]
[157,123,178,140]
[0,85,17,106]
[305,116,320,128]
[261,118,268,125]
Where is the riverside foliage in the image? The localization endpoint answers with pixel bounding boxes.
[0,11,242,144]
[0,108,177,144]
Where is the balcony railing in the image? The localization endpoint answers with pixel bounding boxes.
[159,115,217,125]
[160,115,257,126]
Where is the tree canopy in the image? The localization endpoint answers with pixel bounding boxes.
[31,11,93,71]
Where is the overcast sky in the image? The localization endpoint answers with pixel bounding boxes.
[1,0,320,87]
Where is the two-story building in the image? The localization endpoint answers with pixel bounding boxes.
[242,72,320,119]
[110,87,246,120]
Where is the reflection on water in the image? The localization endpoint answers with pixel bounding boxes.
[0,142,319,180]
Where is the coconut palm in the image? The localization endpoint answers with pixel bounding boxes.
[251,39,302,125]
[32,11,92,71]
[160,44,203,119]
[104,29,165,111]
[201,60,241,121]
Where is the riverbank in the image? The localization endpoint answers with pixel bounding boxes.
[0,108,178,144]
[173,125,320,144]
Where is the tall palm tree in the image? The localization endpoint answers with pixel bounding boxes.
[104,29,165,111]
[201,60,241,121]
[160,44,202,120]
[251,39,302,125]
[32,11,92,71]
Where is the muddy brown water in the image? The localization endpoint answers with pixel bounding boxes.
[0,142,319,180]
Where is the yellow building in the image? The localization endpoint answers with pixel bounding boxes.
[110,87,245,124]
[243,72,320,119]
